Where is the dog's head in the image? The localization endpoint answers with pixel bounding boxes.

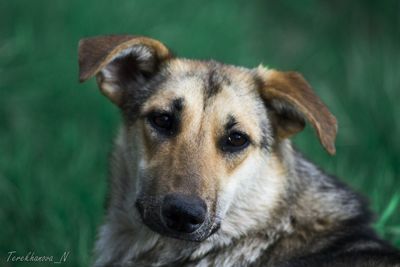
[79,35,337,242]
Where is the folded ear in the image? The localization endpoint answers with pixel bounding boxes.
[78,35,172,105]
[256,67,337,155]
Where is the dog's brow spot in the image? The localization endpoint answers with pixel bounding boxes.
[173,98,184,112]
[225,115,238,131]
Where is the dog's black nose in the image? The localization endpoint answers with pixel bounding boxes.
[161,193,207,233]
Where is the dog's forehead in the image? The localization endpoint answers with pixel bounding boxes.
[139,59,267,143]
[142,59,261,115]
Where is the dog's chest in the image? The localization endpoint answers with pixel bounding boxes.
[120,235,275,267]
[175,235,276,267]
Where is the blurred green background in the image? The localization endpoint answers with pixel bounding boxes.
[0,0,399,266]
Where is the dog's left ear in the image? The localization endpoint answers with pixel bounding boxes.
[256,67,337,155]
[78,35,172,105]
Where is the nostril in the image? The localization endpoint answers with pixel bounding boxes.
[189,217,202,225]
[161,193,207,233]
[164,209,180,223]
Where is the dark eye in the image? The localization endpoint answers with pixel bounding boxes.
[149,113,174,134]
[221,132,250,153]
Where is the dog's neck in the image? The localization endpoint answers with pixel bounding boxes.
[93,131,362,267]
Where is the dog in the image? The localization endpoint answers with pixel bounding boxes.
[78,35,400,267]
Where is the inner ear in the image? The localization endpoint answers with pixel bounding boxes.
[98,46,161,105]
[102,46,159,81]
[266,99,306,140]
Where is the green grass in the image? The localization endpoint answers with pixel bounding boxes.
[0,0,399,266]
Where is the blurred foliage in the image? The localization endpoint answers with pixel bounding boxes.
[0,0,399,266]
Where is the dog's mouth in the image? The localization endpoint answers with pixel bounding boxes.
[135,195,220,242]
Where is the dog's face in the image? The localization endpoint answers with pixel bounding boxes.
[79,35,337,242]
[133,61,273,241]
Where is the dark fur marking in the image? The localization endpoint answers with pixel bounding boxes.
[163,97,184,137]
[172,97,184,112]
[204,61,231,101]
[206,67,222,98]
[225,115,238,131]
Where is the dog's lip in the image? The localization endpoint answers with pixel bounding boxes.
[209,221,221,236]
[161,223,219,242]
[153,216,213,242]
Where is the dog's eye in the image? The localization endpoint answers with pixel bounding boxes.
[227,132,248,147]
[149,113,175,134]
[221,132,250,152]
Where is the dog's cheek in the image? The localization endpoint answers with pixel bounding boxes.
[215,152,265,217]
[126,123,155,197]
[137,121,158,163]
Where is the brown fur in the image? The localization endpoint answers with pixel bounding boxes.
[256,69,337,155]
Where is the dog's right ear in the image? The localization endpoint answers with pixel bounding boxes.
[255,67,337,155]
[78,35,172,106]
